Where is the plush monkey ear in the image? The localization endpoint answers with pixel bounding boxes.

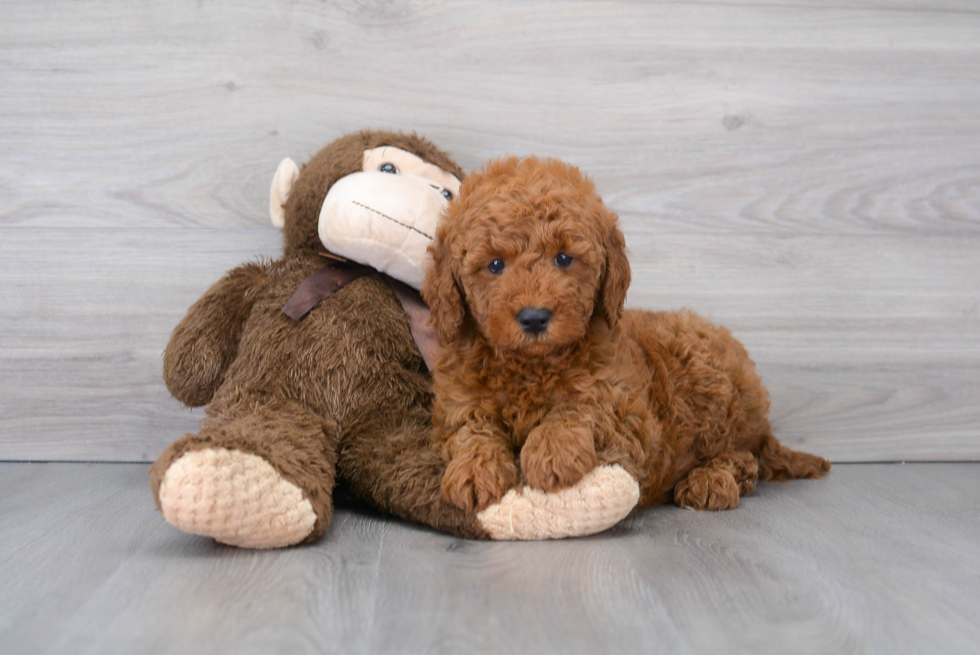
[269,157,300,228]
[421,225,466,344]
[599,216,631,328]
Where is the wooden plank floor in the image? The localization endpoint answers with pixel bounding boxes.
[1,463,977,655]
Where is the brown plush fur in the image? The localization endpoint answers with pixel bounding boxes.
[151,130,487,541]
[422,156,830,514]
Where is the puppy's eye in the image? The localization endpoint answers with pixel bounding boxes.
[379,163,397,174]
[555,252,573,268]
[488,259,505,275]
[441,189,454,201]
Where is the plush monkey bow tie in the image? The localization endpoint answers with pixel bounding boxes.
[282,255,441,371]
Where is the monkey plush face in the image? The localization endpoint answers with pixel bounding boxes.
[269,131,463,289]
[319,146,460,288]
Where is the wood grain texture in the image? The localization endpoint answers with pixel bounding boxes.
[1,0,978,461]
[2,0,978,234]
[0,229,280,461]
[1,230,977,461]
[1,462,978,655]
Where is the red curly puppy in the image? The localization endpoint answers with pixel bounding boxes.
[422,156,830,514]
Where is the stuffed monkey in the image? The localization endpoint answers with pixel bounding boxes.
[150,130,639,547]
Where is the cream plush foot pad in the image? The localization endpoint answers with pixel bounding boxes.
[158,447,317,549]
[477,464,640,540]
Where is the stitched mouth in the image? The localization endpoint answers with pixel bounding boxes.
[351,201,433,240]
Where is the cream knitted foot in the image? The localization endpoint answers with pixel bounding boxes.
[476,464,640,540]
[158,447,317,549]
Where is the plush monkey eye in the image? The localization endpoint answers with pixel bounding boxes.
[379,163,397,174]
[488,259,505,275]
[555,252,573,268]
[441,189,454,201]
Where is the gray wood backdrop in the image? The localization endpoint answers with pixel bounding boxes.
[2,0,978,463]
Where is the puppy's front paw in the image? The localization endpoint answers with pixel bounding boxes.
[521,423,599,493]
[442,450,519,513]
[673,467,740,511]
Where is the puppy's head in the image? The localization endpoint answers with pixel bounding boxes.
[423,156,630,354]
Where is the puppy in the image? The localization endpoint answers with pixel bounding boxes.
[422,157,830,514]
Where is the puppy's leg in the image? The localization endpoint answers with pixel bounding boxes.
[442,424,520,513]
[521,408,599,493]
[673,451,758,511]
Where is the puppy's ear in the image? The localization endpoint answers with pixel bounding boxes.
[599,214,631,328]
[422,222,466,343]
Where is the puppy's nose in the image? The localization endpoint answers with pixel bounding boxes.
[517,307,552,335]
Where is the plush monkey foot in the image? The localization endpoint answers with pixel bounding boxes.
[476,464,640,540]
[158,447,317,549]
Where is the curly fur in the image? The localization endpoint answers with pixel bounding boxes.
[422,156,830,514]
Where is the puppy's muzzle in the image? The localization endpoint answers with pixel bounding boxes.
[517,307,552,335]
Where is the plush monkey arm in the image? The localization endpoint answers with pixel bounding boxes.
[163,262,268,407]
[477,464,640,540]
